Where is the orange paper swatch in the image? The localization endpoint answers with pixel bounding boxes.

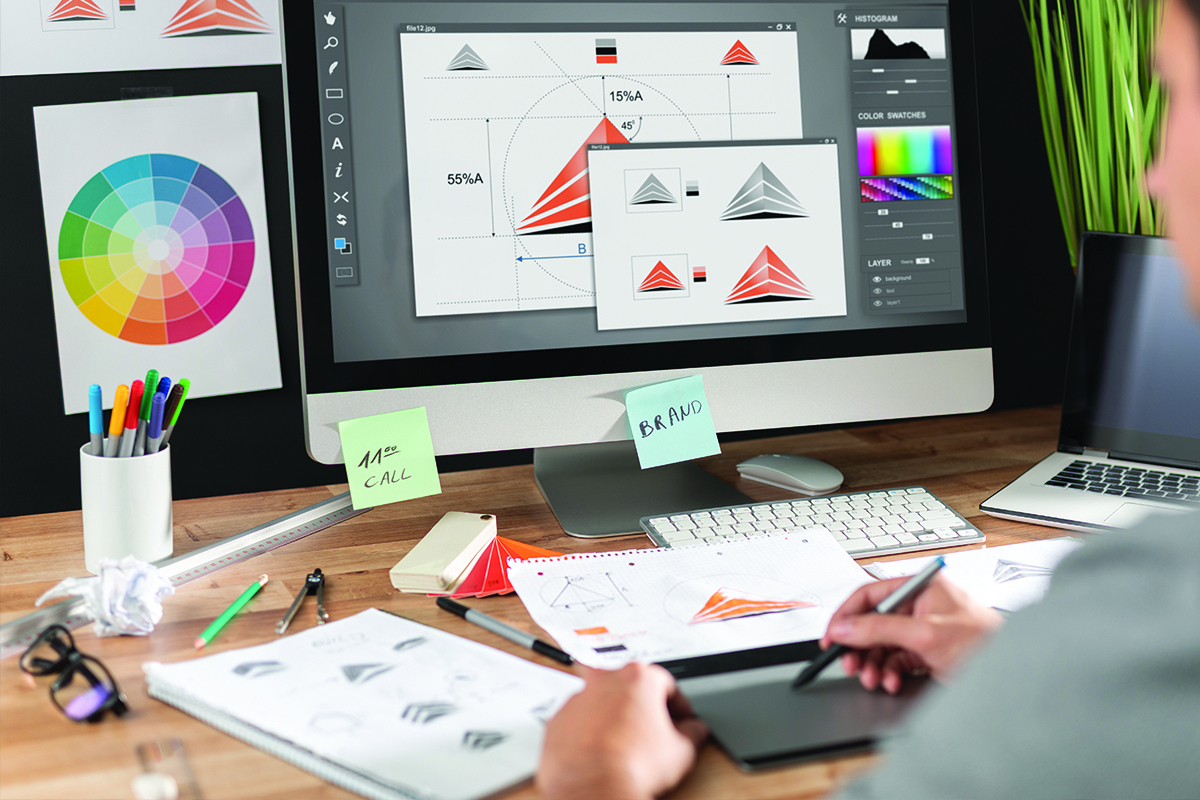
[450,537,563,598]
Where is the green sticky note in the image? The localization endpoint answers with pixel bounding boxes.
[625,375,721,469]
[338,407,442,509]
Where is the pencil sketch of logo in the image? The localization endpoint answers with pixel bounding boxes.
[993,559,1055,583]
[402,701,458,724]
[342,663,395,683]
[393,637,427,652]
[232,660,287,678]
[462,730,508,750]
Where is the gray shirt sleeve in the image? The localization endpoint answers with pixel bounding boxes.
[835,511,1200,800]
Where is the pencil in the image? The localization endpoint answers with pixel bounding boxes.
[194,575,269,649]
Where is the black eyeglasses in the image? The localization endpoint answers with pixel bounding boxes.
[19,625,128,723]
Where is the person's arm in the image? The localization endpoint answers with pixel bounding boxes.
[820,573,1004,694]
[536,662,709,800]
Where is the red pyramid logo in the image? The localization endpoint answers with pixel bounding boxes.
[725,246,813,304]
[162,0,271,37]
[637,261,686,292]
[721,40,758,65]
[516,118,629,235]
[47,0,108,21]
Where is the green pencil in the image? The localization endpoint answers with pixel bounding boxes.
[194,575,268,649]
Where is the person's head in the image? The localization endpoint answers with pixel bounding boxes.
[1146,0,1200,314]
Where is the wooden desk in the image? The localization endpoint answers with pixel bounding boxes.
[0,406,1067,800]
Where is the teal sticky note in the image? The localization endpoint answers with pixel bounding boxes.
[338,407,442,509]
[625,375,721,469]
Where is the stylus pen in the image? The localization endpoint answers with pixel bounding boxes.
[436,596,574,665]
[792,556,946,690]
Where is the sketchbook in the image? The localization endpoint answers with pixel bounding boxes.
[507,528,874,669]
[143,608,582,800]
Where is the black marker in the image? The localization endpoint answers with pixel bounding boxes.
[436,596,574,665]
[792,556,946,690]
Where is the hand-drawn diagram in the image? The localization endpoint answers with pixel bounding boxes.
[399,28,804,316]
[538,572,632,612]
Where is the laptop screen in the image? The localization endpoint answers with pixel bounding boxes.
[1060,233,1200,470]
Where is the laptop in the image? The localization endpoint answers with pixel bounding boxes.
[661,641,928,769]
[981,233,1200,531]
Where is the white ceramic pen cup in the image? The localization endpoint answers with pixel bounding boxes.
[79,444,174,574]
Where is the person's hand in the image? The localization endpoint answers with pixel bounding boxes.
[536,662,708,800]
[820,573,1004,695]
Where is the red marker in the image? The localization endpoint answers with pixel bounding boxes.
[118,380,144,457]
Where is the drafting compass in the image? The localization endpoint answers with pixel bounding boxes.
[276,568,329,634]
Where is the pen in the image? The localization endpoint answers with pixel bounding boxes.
[792,555,946,690]
[195,574,269,649]
[118,381,144,458]
[146,392,167,454]
[160,378,190,447]
[155,376,171,401]
[134,369,158,457]
[105,384,129,457]
[87,384,104,456]
[436,596,574,665]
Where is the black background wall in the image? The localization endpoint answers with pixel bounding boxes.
[0,0,1075,518]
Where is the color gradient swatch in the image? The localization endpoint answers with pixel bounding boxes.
[860,175,954,202]
[857,126,953,177]
[57,154,254,344]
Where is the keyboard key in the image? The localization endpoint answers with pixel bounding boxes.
[840,539,876,554]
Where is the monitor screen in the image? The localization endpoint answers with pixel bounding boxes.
[281,0,992,469]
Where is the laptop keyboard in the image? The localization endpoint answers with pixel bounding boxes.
[641,486,984,558]
[1047,460,1200,503]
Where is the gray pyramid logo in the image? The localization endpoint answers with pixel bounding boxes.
[993,559,1055,584]
[630,174,677,205]
[447,44,488,71]
[721,163,808,220]
[462,730,508,750]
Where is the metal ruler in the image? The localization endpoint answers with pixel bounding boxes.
[0,492,369,660]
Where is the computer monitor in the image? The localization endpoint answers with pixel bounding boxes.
[280,0,992,536]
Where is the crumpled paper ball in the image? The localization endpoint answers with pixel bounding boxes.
[36,555,175,636]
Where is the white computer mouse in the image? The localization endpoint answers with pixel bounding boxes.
[735,453,844,496]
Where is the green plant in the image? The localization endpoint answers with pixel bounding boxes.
[1023,0,1164,271]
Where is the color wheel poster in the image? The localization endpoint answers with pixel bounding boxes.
[35,92,282,415]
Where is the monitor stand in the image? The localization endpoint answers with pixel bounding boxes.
[533,440,752,538]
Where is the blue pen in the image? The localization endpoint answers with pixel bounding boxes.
[87,384,104,456]
[156,376,171,401]
[145,393,167,454]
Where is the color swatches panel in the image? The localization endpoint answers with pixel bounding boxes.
[860,175,954,202]
[856,126,953,177]
[57,154,254,344]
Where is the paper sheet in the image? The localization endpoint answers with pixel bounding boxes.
[144,609,581,800]
[507,529,874,668]
[864,537,1085,612]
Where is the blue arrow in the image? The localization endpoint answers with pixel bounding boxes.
[516,254,594,262]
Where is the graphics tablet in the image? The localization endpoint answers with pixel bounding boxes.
[661,641,927,770]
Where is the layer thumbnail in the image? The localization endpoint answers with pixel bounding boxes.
[637,261,686,292]
[630,174,678,205]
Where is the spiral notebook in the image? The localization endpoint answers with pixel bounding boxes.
[143,609,581,800]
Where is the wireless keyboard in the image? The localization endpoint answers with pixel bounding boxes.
[640,486,984,558]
